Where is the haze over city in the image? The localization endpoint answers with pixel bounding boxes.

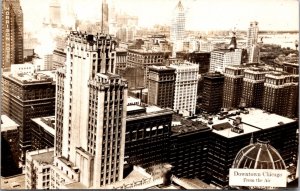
[22,0,298,32]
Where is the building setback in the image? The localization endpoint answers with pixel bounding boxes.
[222,66,244,109]
[2,72,56,165]
[53,32,128,188]
[200,72,224,114]
[2,0,24,68]
[148,66,176,109]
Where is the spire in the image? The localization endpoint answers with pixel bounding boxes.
[250,133,254,144]
[228,30,237,50]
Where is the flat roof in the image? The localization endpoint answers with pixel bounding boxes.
[2,71,54,85]
[31,116,55,136]
[1,174,25,189]
[127,105,144,112]
[28,148,54,164]
[1,115,19,132]
[195,108,295,138]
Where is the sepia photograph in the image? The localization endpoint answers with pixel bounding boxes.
[0,0,299,190]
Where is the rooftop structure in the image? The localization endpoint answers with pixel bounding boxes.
[1,114,19,132]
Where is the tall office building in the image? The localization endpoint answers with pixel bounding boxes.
[200,72,225,114]
[2,71,56,165]
[246,21,260,63]
[222,66,244,109]
[148,66,176,109]
[170,61,198,116]
[242,67,268,108]
[170,0,185,55]
[2,0,24,68]
[246,21,259,47]
[49,0,61,27]
[101,0,109,34]
[263,72,298,118]
[209,49,242,73]
[53,32,128,189]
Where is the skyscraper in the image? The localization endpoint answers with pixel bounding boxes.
[209,49,242,73]
[49,0,61,27]
[222,66,244,109]
[53,32,128,188]
[170,61,198,116]
[200,72,225,114]
[101,0,109,34]
[170,0,185,55]
[2,0,24,68]
[246,21,260,63]
[147,66,176,109]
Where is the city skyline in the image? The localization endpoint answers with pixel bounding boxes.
[21,0,299,32]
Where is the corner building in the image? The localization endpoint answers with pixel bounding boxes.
[53,32,128,188]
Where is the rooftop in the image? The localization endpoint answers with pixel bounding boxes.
[127,105,173,121]
[31,116,55,136]
[171,114,210,134]
[28,148,54,164]
[3,71,54,85]
[1,174,25,189]
[1,115,19,132]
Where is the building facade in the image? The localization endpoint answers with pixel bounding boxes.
[242,67,268,108]
[2,0,24,68]
[31,116,55,151]
[246,21,259,63]
[222,66,244,109]
[125,106,173,173]
[170,0,185,54]
[200,72,224,114]
[263,72,299,118]
[2,72,56,165]
[170,62,198,116]
[1,115,21,177]
[53,49,66,70]
[209,49,242,73]
[127,49,164,87]
[147,66,176,109]
[116,48,127,70]
[53,32,128,188]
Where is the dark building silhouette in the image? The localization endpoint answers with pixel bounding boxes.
[31,116,55,151]
[125,105,173,174]
[200,72,224,114]
[242,67,268,108]
[2,72,56,165]
[1,115,21,176]
[148,66,176,109]
[223,66,244,109]
[263,72,299,118]
[2,0,24,68]
[52,49,66,69]
[169,115,211,180]
[118,66,145,89]
[283,62,299,74]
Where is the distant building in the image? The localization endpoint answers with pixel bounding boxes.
[148,66,176,109]
[263,72,299,118]
[242,67,268,108]
[116,48,127,70]
[246,21,260,63]
[127,49,165,87]
[117,66,144,89]
[125,105,173,173]
[31,116,55,151]
[25,148,54,189]
[209,49,242,73]
[2,0,24,68]
[200,72,224,114]
[1,115,21,176]
[169,114,211,180]
[170,61,199,116]
[170,1,185,54]
[101,0,109,34]
[176,51,211,74]
[44,54,53,70]
[283,62,299,74]
[205,108,298,188]
[49,0,61,27]
[2,72,56,166]
[52,49,66,69]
